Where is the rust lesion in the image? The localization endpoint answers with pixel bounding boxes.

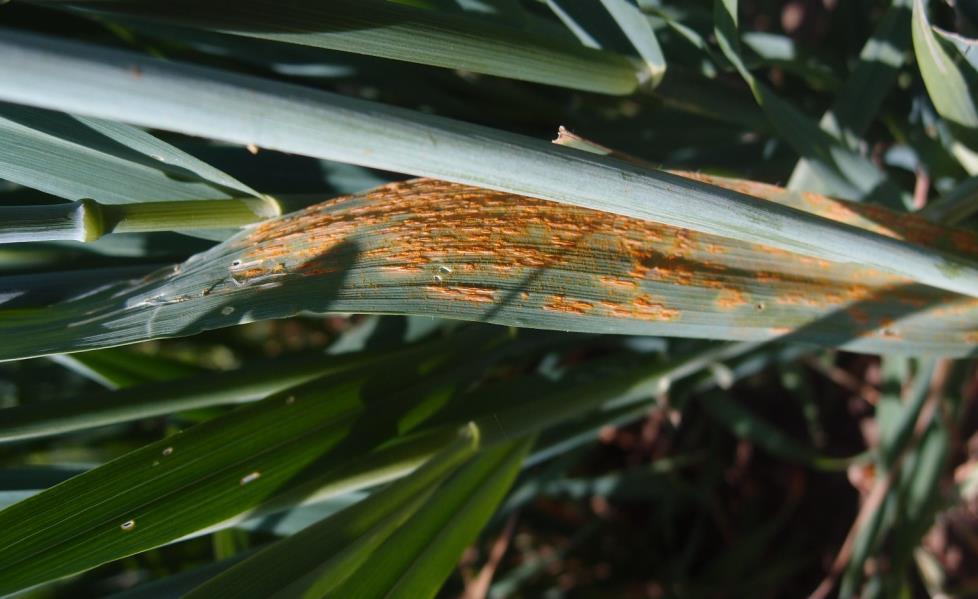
[776,292,822,308]
[715,288,749,310]
[224,177,978,333]
[599,294,680,321]
[544,295,594,315]
[632,294,681,321]
[671,170,978,256]
[425,284,496,304]
[599,276,639,291]
[377,264,424,274]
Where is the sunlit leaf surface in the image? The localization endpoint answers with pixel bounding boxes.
[5,177,978,359]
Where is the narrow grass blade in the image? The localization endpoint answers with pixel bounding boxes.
[0,264,165,312]
[48,347,202,389]
[741,32,840,90]
[46,0,641,95]
[913,0,978,132]
[523,341,764,468]
[919,175,978,224]
[545,0,602,49]
[642,5,721,69]
[235,492,368,537]
[189,339,769,583]
[0,196,278,243]
[0,101,255,204]
[324,439,530,599]
[699,391,855,469]
[888,421,948,577]
[839,359,944,597]
[6,179,978,360]
[5,31,978,299]
[0,200,102,244]
[0,329,748,594]
[0,341,476,594]
[547,2,760,129]
[879,358,936,466]
[789,0,913,193]
[0,335,464,443]
[713,0,902,204]
[184,425,505,598]
[599,0,666,87]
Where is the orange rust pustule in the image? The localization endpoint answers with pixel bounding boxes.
[544,295,594,315]
[671,170,978,256]
[600,276,639,290]
[630,294,681,321]
[239,180,646,278]
[236,180,686,309]
[226,178,974,322]
[425,284,496,303]
[715,288,749,310]
[599,294,680,321]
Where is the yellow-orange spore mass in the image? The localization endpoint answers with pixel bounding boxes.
[227,177,978,333]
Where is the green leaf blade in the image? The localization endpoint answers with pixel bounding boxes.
[5,179,978,359]
[53,0,641,95]
[329,438,530,599]
[913,0,978,131]
[0,102,255,204]
[5,27,975,299]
